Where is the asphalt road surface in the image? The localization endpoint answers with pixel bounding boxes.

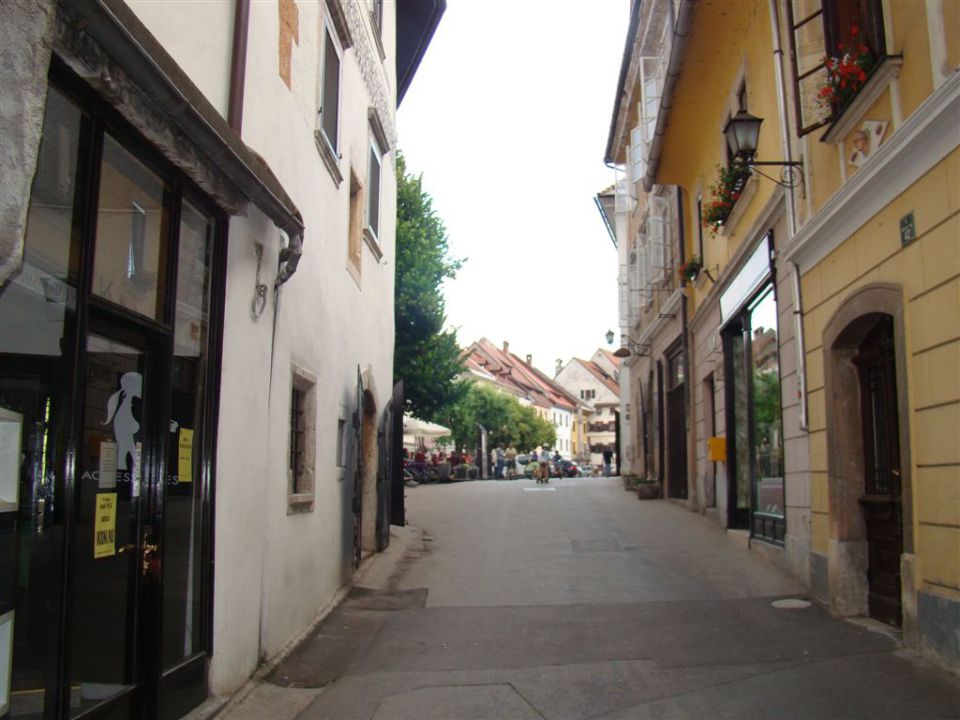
[230,476,960,719]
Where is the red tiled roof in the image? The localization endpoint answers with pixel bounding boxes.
[461,338,577,411]
[579,359,620,396]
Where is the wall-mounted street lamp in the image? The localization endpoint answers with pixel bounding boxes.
[606,330,650,358]
[724,110,803,189]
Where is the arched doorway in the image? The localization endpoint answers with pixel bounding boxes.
[823,284,912,627]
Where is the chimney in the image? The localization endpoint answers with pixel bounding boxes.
[525,354,532,365]
[503,341,509,354]
[555,358,563,374]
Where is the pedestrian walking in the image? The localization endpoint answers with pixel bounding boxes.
[505,445,517,480]
[603,448,613,477]
[495,445,505,479]
[538,447,551,484]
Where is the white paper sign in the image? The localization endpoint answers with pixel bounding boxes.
[131,441,142,498]
[99,441,117,489]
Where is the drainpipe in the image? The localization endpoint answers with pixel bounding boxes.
[227,0,249,133]
[768,0,808,430]
[677,186,694,508]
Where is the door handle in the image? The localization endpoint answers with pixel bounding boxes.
[142,542,159,575]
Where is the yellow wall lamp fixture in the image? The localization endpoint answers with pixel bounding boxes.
[724,110,803,189]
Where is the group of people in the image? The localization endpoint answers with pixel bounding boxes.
[487,445,562,482]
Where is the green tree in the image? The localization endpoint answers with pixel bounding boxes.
[442,384,556,452]
[394,153,466,420]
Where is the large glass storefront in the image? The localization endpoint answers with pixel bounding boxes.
[1,67,222,720]
[721,235,785,543]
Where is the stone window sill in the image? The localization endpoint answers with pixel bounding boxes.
[314,131,343,187]
[287,492,315,514]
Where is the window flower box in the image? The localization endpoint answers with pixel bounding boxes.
[702,162,751,234]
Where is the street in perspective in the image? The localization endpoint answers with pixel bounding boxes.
[221,477,960,719]
[2,0,959,718]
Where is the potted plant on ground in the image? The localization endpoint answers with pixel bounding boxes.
[635,476,661,500]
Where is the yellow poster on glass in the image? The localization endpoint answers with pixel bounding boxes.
[178,428,194,484]
[94,492,117,559]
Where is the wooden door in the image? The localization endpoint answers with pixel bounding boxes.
[855,317,902,627]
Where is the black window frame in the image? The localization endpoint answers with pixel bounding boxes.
[6,56,229,719]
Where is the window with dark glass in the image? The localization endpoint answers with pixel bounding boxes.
[786,0,887,135]
[320,25,341,154]
[723,284,785,543]
[290,387,306,492]
[2,74,224,719]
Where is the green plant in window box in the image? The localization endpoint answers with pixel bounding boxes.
[678,255,703,285]
[701,162,750,233]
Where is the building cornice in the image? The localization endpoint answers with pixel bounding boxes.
[783,71,960,272]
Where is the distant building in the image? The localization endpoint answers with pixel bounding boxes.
[554,355,621,468]
[461,339,578,457]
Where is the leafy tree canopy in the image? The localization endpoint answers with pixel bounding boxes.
[441,383,556,453]
[394,152,467,420]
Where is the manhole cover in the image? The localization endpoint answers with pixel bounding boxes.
[771,598,812,609]
[571,538,622,554]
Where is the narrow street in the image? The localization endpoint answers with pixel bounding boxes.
[223,477,960,719]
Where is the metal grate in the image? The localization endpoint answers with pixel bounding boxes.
[290,386,306,492]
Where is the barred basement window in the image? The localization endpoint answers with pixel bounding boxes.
[290,387,306,491]
[288,366,317,513]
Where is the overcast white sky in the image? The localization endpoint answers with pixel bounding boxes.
[397,0,629,377]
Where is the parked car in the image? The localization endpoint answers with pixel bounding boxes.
[559,459,581,477]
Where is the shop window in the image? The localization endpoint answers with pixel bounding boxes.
[724,283,785,542]
[786,0,887,135]
[92,133,170,319]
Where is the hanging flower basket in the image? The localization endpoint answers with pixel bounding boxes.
[678,255,703,284]
[817,25,875,114]
[701,162,750,233]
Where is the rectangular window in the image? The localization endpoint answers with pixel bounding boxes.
[336,418,347,467]
[786,0,886,135]
[723,283,784,543]
[366,135,382,244]
[288,369,316,511]
[320,26,340,154]
[290,387,306,491]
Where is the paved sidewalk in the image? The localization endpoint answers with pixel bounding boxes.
[216,477,960,719]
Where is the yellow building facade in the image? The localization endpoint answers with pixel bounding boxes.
[607,0,958,672]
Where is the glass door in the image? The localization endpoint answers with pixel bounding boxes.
[66,329,155,719]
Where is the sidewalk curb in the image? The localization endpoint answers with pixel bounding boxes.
[182,523,423,720]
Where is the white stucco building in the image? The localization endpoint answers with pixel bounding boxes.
[0,1,442,717]
[554,354,621,468]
